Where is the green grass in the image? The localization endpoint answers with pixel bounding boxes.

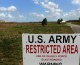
[0,22,73,65]
[0,37,22,65]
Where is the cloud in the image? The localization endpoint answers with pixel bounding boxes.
[28,12,45,22]
[41,2,58,9]
[45,10,49,13]
[0,12,26,22]
[63,9,80,20]
[41,1,62,18]
[44,0,49,2]
[0,7,6,11]
[0,13,6,17]
[0,5,25,22]
[72,0,80,5]
[7,14,13,18]
[0,6,17,12]
[33,0,39,4]
[32,0,80,21]
[19,15,24,18]
[30,12,45,18]
[33,0,62,19]
[7,6,17,12]
[0,13,14,18]
[33,0,49,4]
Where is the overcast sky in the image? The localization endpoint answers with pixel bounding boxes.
[0,0,80,22]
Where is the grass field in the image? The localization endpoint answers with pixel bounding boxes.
[69,20,80,25]
[0,22,73,65]
[71,21,80,25]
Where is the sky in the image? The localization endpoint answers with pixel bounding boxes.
[0,0,80,22]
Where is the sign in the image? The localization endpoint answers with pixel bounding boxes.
[22,34,80,65]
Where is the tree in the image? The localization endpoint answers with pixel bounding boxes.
[57,18,63,24]
[42,18,47,26]
[79,17,80,20]
[57,19,61,24]
[61,18,63,22]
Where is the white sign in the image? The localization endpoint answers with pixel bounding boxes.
[22,34,80,65]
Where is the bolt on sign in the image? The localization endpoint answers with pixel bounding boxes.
[22,34,80,65]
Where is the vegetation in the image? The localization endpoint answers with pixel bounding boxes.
[42,18,47,26]
[0,22,73,65]
[71,21,80,25]
[57,18,63,24]
[67,20,80,25]
[79,17,80,20]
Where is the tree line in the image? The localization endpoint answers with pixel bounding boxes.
[41,17,80,26]
[41,18,63,26]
